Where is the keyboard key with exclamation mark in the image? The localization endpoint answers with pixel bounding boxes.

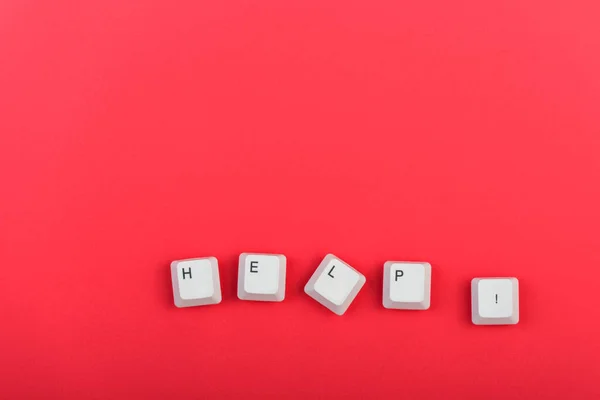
[471,277,519,325]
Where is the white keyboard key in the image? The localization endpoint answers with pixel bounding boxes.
[304,254,366,315]
[383,261,431,310]
[171,257,222,308]
[237,253,286,302]
[471,277,519,325]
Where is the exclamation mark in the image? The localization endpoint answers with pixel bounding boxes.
[495,294,498,303]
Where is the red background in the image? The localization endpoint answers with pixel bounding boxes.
[1,1,600,399]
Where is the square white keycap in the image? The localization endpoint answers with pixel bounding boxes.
[171,257,222,308]
[471,277,519,325]
[238,253,286,302]
[304,254,366,315]
[383,261,431,310]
